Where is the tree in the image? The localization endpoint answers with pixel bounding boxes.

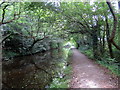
[106,0,120,56]
[0,2,21,25]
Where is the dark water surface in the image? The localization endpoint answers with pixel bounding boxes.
[2,48,69,89]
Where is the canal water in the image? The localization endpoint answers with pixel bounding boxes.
[2,48,70,89]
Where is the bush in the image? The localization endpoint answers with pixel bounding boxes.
[97,58,120,76]
[80,49,94,59]
[79,48,120,76]
[49,48,72,88]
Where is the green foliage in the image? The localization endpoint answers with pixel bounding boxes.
[3,51,18,59]
[50,42,58,49]
[97,59,120,76]
[1,1,120,88]
[80,48,120,76]
[70,38,77,48]
[49,64,71,88]
[114,50,120,61]
[49,78,69,88]
[49,48,72,88]
[81,49,94,59]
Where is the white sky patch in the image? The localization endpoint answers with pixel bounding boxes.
[0,0,119,11]
[1,0,119,2]
[114,1,119,10]
[90,0,94,5]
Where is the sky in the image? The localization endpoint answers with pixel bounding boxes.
[0,0,119,10]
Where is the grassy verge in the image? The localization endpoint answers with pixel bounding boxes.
[48,48,72,88]
[49,65,72,88]
[80,48,120,76]
[97,58,120,76]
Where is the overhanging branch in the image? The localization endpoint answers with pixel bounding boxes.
[106,0,120,50]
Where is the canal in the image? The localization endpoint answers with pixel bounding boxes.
[2,47,70,89]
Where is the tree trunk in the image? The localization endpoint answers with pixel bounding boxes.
[102,32,105,53]
[105,16,114,58]
[92,29,98,59]
[106,1,120,51]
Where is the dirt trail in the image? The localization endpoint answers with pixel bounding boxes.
[70,49,118,88]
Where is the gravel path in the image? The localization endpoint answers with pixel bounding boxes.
[70,49,118,88]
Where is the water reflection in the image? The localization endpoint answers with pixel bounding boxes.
[2,48,69,89]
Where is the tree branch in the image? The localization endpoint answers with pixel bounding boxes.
[112,40,120,50]
[0,14,20,25]
[0,33,12,44]
[29,36,49,50]
[106,0,120,50]
[0,3,21,26]
[106,0,117,41]
[1,4,9,23]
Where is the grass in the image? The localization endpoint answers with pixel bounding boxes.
[49,64,72,88]
[49,48,72,88]
[97,58,120,76]
[80,48,120,76]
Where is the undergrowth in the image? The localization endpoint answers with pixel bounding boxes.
[49,65,72,88]
[48,48,72,88]
[80,48,120,76]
